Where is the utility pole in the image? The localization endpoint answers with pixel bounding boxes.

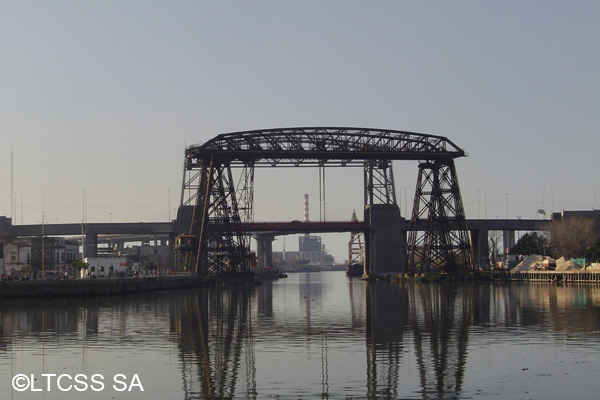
[478,188,481,219]
[41,208,45,279]
[11,151,14,222]
[404,186,407,218]
[484,187,488,219]
[82,190,87,264]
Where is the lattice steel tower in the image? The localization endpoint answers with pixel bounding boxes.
[407,158,474,274]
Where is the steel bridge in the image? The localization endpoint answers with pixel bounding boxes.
[178,127,474,277]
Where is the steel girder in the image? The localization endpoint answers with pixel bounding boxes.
[185,127,465,168]
[407,159,474,274]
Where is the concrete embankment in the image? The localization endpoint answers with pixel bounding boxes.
[0,276,208,298]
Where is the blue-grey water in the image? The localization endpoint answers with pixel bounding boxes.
[1,271,599,399]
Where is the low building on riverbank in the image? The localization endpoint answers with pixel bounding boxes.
[1,237,79,278]
[83,256,129,278]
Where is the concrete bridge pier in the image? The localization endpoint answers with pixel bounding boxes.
[167,233,176,270]
[84,232,98,259]
[363,204,405,278]
[503,230,515,263]
[255,233,275,269]
[470,228,490,268]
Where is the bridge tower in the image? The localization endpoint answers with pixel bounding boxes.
[185,160,254,276]
[362,161,405,278]
[347,210,365,276]
[407,158,474,274]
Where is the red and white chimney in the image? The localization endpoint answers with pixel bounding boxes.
[303,194,309,223]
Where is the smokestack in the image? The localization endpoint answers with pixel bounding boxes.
[304,194,309,223]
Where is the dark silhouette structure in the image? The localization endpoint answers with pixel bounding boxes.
[178,127,474,276]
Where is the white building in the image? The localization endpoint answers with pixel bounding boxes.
[3,241,31,275]
[84,257,128,278]
[2,237,79,277]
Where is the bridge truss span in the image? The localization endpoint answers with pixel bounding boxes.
[185,127,466,167]
[179,127,474,277]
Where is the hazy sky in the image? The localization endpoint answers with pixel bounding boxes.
[1,1,599,261]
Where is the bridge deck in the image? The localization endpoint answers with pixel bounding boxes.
[2,218,546,238]
[212,221,371,233]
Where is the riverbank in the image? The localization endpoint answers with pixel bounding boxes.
[487,270,600,283]
[0,275,250,298]
[392,270,600,284]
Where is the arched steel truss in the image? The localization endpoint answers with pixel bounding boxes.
[178,127,473,276]
[185,127,465,166]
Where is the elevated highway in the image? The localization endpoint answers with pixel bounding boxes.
[1,218,544,238]
[1,215,545,269]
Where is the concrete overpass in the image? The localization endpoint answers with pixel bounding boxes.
[226,218,545,270]
[1,215,546,270]
[0,219,175,259]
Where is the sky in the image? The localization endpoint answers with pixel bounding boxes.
[1,1,599,262]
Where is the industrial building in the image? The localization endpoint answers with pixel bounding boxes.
[270,194,335,272]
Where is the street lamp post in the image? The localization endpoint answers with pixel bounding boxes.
[478,188,481,219]
[404,186,407,218]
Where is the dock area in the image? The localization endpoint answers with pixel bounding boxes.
[489,270,600,284]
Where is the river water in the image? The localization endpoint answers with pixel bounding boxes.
[0,271,599,399]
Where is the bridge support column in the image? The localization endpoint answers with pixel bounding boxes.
[167,233,176,271]
[470,228,489,268]
[400,229,407,271]
[110,239,126,255]
[84,232,98,259]
[502,230,515,265]
[255,233,275,270]
[363,204,404,278]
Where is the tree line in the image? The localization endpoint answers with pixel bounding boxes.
[508,217,599,261]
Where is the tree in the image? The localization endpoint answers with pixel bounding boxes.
[586,237,600,263]
[71,259,88,278]
[547,217,599,259]
[510,232,548,256]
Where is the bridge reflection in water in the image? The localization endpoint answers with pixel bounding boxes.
[364,283,475,399]
[173,286,255,399]
[168,279,599,399]
[0,276,599,399]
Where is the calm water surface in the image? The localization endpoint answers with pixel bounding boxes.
[1,271,599,399]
